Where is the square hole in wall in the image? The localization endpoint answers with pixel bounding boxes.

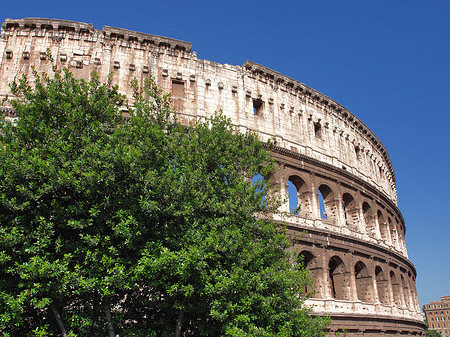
[314,122,322,139]
[253,98,264,115]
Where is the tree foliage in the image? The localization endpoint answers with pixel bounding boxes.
[0,65,329,336]
[426,330,442,337]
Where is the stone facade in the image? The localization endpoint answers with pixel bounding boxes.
[0,18,425,336]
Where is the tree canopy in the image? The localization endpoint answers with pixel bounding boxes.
[0,65,329,336]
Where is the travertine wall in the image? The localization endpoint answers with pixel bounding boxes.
[0,18,425,336]
[0,18,396,204]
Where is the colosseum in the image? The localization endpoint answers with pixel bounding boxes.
[0,18,426,336]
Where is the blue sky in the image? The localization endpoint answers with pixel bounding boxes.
[2,0,449,307]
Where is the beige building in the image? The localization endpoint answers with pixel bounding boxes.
[424,296,450,336]
[0,18,426,336]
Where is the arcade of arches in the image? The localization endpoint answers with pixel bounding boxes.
[265,155,423,335]
[297,249,419,310]
[272,164,407,257]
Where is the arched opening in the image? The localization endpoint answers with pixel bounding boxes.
[288,180,299,214]
[363,202,376,236]
[318,185,337,221]
[390,271,401,307]
[298,250,320,297]
[378,210,389,242]
[317,189,326,219]
[288,175,310,216]
[375,266,389,304]
[252,173,267,209]
[354,261,373,303]
[328,256,349,300]
[342,193,359,228]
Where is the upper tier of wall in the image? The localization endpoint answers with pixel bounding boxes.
[0,18,398,205]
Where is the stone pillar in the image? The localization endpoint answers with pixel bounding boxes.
[280,181,290,213]
[335,184,346,228]
[385,222,393,246]
[412,281,420,311]
[387,270,395,306]
[349,258,359,301]
[100,44,113,84]
[371,272,380,304]
[299,191,314,218]
[357,197,367,235]
[311,174,320,219]
[374,215,382,240]
[398,277,406,308]
[271,164,289,213]
[321,252,332,299]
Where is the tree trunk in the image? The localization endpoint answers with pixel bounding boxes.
[50,303,68,337]
[175,298,187,337]
[104,298,116,337]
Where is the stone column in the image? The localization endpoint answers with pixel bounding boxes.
[311,174,320,219]
[280,182,290,213]
[321,252,332,299]
[299,191,314,218]
[374,215,382,240]
[271,164,289,213]
[357,196,368,235]
[335,183,346,228]
[385,222,393,246]
[387,269,395,307]
[398,277,406,308]
[348,257,359,301]
[371,271,380,304]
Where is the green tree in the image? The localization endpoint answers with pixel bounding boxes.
[426,330,442,337]
[0,65,329,336]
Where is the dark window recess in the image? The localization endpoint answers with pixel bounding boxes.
[252,99,264,115]
[355,146,361,160]
[172,80,185,98]
[314,122,322,139]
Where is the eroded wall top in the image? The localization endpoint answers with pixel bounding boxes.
[0,18,398,205]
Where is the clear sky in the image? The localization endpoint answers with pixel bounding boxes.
[2,0,449,308]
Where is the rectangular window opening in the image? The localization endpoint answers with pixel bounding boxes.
[252,99,264,115]
[314,122,322,139]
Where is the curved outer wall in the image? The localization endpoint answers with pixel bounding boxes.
[0,18,425,336]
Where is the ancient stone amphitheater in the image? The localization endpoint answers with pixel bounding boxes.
[0,18,425,336]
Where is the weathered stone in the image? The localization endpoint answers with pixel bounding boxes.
[0,18,425,337]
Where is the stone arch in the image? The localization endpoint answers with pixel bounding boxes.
[375,266,389,305]
[378,210,389,242]
[390,270,402,307]
[354,261,373,303]
[298,250,321,298]
[318,184,337,221]
[363,202,376,236]
[328,256,350,300]
[288,175,311,216]
[342,193,359,229]
[252,173,267,208]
